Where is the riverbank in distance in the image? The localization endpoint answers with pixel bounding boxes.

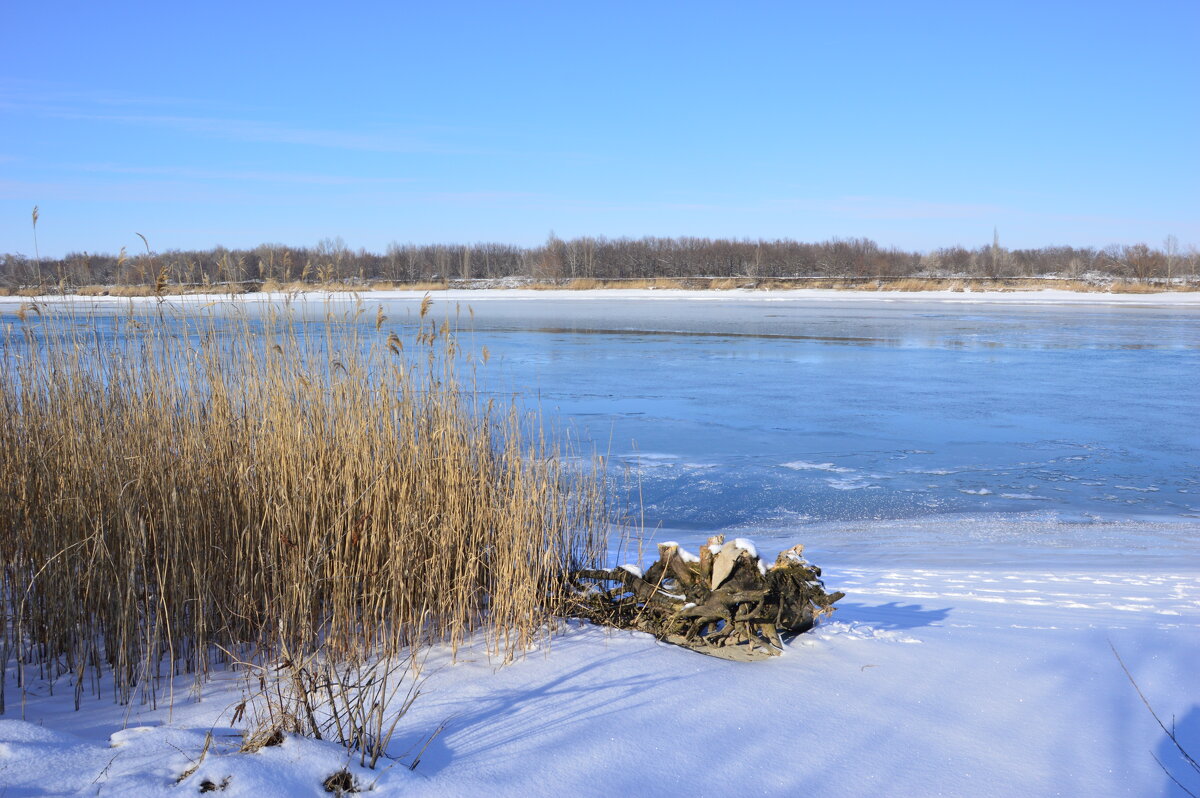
[6,283,1200,311]
[3,274,1200,303]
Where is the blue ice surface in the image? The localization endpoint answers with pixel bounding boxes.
[404,299,1199,517]
[9,293,1199,566]
[428,295,1200,568]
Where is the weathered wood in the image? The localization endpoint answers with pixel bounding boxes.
[567,537,843,661]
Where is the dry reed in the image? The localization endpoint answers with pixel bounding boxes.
[1109,280,1167,294]
[0,297,607,713]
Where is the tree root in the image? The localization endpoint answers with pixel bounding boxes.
[567,537,844,662]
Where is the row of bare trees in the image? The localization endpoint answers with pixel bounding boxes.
[2,235,1196,289]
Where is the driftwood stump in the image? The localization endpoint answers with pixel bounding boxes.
[568,536,844,662]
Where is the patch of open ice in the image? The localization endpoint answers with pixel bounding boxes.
[782,460,854,473]
[826,477,881,491]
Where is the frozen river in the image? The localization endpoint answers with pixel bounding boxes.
[358,291,1200,569]
[446,296,1198,518]
[7,289,1199,566]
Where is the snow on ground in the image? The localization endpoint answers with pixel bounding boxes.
[5,287,1200,309]
[3,548,1197,797]
[355,287,1200,308]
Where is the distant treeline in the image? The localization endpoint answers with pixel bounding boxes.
[2,235,1196,289]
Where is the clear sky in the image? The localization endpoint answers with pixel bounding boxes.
[2,0,1197,257]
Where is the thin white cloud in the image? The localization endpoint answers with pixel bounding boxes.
[0,81,449,154]
[0,103,435,153]
[72,163,413,186]
[0,79,203,110]
[424,190,546,203]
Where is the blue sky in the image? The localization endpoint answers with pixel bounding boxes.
[2,0,1197,257]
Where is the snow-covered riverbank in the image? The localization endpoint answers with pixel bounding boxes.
[3,546,1196,797]
[5,286,1200,309]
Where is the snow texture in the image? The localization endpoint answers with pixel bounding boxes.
[4,556,1196,797]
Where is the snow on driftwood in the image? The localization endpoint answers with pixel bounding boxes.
[568,537,844,661]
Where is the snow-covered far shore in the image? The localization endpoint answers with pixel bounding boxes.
[347,287,1200,307]
[4,286,1200,309]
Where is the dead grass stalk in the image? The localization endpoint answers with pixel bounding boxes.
[0,298,608,716]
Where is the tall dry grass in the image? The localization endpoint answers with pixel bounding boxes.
[0,297,607,713]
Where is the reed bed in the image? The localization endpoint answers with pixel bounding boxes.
[0,297,608,712]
